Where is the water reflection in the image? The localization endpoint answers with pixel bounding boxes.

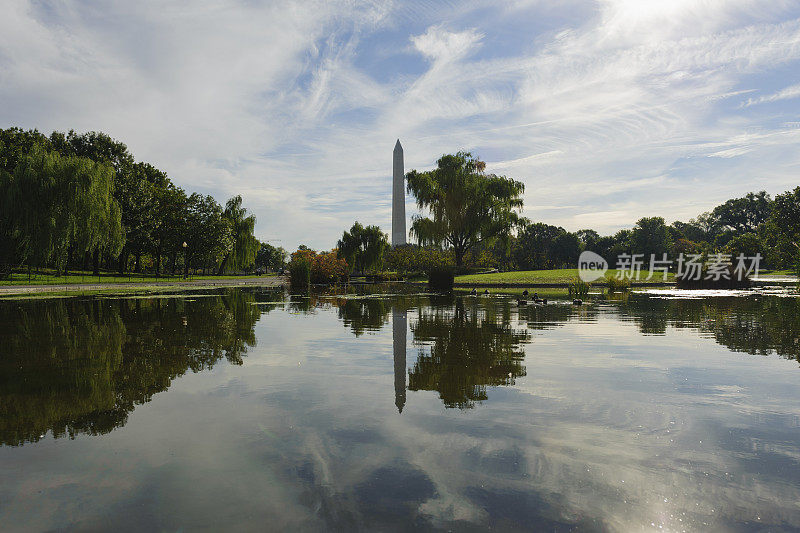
[2,289,800,530]
[0,290,264,446]
[408,298,529,409]
[617,295,800,362]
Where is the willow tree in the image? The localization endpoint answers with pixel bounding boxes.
[217,195,258,274]
[337,221,389,275]
[405,151,525,269]
[8,145,123,275]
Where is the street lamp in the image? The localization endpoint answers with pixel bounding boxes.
[182,241,188,279]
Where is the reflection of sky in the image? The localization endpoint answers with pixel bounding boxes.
[2,298,800,531]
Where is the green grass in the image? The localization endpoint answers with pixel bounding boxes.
[455,268,674,285]
[0,271,276,286]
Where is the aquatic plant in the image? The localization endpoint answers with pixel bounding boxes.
[605,276,631,293]
[568,278,590,297]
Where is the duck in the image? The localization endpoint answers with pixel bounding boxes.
[470,288,477,295]
[572,298,583,305]
[541,298,548,305]
[522,289,529,296]
[484,289,490,295]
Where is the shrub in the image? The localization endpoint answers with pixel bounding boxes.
[605,276,631,293]
[386,245,455,274]
[289,260,310,289]
[568,279,589,297]
[310,250,349,284]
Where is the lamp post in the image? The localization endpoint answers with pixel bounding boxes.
[182,241,188,280]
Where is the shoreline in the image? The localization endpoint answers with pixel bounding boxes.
[0,276,288,296]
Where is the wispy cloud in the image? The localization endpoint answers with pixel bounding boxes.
[742,83,800,107]
[2,0,800,247]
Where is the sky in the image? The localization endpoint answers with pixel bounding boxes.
[2,0,800,250]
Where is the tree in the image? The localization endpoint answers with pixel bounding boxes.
[255,243,287,272]
[712,191,772,233]
[576,229,600,250]
[513,223,577,270]
[184,194,233,275]
[764,187,800,268]
[218,195,258,274]
[337,221,390,275]
[630,217,671,259]
[406,151,524,269]
[8,145,123,275]
[150,185,188,275]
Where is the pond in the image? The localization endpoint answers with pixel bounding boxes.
[1,288,799,531]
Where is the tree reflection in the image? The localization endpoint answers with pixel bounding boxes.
[408,298,529,409]
[0,290,261,446]
[618,295,800,362]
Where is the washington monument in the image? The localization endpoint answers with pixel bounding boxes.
[392,139,406,246]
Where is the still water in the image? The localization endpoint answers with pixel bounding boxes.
[1,288,799,531]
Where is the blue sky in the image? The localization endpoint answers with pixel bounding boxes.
[2,0,800,250]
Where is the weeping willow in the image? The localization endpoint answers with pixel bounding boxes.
[7,144,123,275]
[217,195,258,274]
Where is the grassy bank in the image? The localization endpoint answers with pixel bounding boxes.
[455,268,674,285]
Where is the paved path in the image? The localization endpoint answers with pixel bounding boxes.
[0,276,288,295]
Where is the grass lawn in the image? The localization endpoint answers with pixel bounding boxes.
[455,268,674,285]
[0,271,276,286]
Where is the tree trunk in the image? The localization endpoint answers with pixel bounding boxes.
[155,246,162,276]
[217,254,229,276]
[118,248,127,274]
[92,247,100,276]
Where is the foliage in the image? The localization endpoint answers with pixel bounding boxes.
[764,187,800,268]
[568,279,590,297]
[386,245,454,274]
[218,195,259,273]
[255,243,287,272]
[337,221,389,274]
[289,259,310,289]
[406,151,524,268]
[0,127,259,278]
[712,191,772,233]
[310,250,349,284]
[605,276,631,293]
[630,217,671,260]
[6,144,123,274]
[513,222,580,270]
[290,247,348,285]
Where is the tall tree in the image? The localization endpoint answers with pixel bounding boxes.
[8,145,123,275]
[218,195,258,274]
[764,187,800,268]
[337,221,390,275]
[185,194,233,275]
[630,217,671,259]
[406,151,524,268]
[711,191,772,233]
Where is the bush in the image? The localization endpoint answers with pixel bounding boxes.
[310,250,349,284]
[428,267,455,292]
[289,260,310,289]
[605,276,631,293]
[386,245,454,275]
[568,279,590,297]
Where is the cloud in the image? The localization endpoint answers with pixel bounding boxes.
[2,0,800,246]
[742,82,800,107]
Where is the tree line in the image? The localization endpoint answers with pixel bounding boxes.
[323,152,800,276]
[0,128,286,278]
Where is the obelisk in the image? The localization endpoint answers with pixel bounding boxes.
[392,139,406,246]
